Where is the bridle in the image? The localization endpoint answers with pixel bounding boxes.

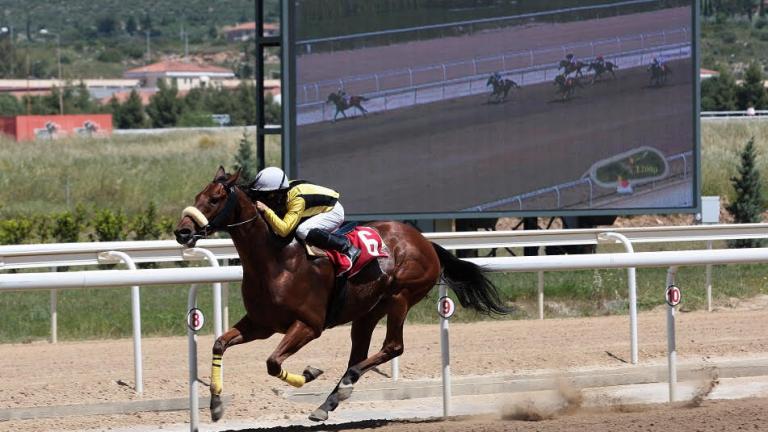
[181,183,260,241]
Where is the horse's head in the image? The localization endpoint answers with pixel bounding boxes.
[327,93,338,104]
[174,166,242,247]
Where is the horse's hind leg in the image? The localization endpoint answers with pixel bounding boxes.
[210,316,273,422]
[310,295,408,421]
[266,320,323,388]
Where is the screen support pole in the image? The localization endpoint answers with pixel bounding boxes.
[256,0,282,171]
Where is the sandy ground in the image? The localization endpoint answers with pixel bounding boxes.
[311,397,768,432]
[1,304,767,431]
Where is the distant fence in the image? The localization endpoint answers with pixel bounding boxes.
[701,110,768,120]
[464,150,693,212]
[298,36,691,125]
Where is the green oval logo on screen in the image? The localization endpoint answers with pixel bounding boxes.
[589,146,669,189]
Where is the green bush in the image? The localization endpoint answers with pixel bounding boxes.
[92,208,128,241]
[132,202,162,240]
[53,205,88,243]
[0,217,33,245]
[33,214,54,243]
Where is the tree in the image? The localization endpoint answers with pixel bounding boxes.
[0,94,22,116]
[727,137,764,248]
[146,79,182,128]
[120,90,146,129]
[107,95,123,128]
[96,16,118,36]
[233,129,258,181]
[738,62,768,110]
[126,16,138,35]
[702,66,738,111]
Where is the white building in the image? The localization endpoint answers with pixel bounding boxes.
[124,60,235,90]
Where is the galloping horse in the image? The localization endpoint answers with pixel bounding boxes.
[648,63,671,86]
[554,74,582,101]
[558,60,586,78]
[174,167,509,423]
[486,74,520,103]
[587,60,619,84]
[326,91,368,122]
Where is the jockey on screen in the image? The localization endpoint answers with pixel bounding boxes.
[595,55,605,66]
[249,167,361,266]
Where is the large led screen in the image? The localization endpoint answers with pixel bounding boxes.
[291,0,697,217]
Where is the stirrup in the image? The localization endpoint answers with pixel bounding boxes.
[346,246,361,265]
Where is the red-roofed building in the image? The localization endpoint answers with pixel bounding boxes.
[700,68,720,80]
[223,22,279,42]
[124,60,235,90]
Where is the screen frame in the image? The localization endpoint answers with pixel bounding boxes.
[283,1,701,221]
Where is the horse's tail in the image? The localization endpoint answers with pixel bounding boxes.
[431,243,509,315]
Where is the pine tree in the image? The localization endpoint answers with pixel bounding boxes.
[233,129,258,182]
[701,65,738,111]
[727,137,765,248]
[121,89,146,128]
[146,79,181,128]
[737,62,768,110]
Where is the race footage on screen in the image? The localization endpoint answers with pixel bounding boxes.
[293,0,695,216]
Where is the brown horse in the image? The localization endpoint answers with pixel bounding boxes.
[173,167,508,422]
[327,91,368,122]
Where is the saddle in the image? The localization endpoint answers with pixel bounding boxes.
[305,223,389,278]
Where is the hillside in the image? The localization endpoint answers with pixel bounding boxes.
[0,0,279,79]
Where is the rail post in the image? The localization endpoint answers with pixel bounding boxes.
[537,269,544,320]
[98,251,144,394]
[666,267,678,402]
[50,266,57,344]
[183,248,224,338]
[599,232,638,365]
[187,284,201,432]
[439,283,451,418]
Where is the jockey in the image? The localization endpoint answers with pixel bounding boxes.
[595,55,605,66]
[493,71,502,82]
[250,166,360,266]
[337,87,349,104]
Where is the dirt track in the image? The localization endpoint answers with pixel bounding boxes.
[2,304,767,432]
[298,58,694,214]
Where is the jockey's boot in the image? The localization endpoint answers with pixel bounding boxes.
[306,228,361,266]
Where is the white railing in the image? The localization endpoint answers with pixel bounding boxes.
[701,110,768,120]
[4,222,768,270]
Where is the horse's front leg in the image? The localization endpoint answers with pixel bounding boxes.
[266,320,323,388]
[210,316,274,422]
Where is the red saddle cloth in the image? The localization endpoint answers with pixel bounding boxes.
[325,226,389,277]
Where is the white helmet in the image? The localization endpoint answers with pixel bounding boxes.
[251,167,288,191]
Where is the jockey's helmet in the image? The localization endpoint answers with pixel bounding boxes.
[251,167,289,191]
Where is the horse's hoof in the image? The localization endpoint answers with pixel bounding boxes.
[309,408,328,422]
[210,394,224,422]
[337,383,354,401]
[303,366,324,384]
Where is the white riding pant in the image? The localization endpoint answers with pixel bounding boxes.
[295,202,345,240]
